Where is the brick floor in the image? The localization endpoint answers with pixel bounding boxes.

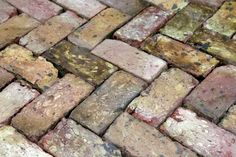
[0,0,236,156]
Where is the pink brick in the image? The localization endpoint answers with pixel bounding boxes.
[161,107,236,157]
[91,39,167,82]
[0,0,17,24]
[0,67,14,89]
[7,0,62,22]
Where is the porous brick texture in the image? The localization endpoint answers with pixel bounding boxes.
[0,0,236,156]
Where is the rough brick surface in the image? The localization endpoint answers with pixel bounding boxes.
[0,67,14,89]
[0,0,17,24]
[0,44,58,90]
[114,6,169,47]
[20,11,86,55]
[7,0,62,22]
[184,65,236,122]
[0,13,40,49]
[40,119,121,157]
[127,68,198,127]
[70,71,147,135]
[43,40,117,86]
[220,105,236,135]
[161,107,236,157]
[189,0,225,9]
[104,113,197,157]
[142,34,219,77]
[0,126,52,157]
[11,74,94,141]
[68,8,130,50]
[92,39,167,82]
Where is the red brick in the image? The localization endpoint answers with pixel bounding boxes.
[0,0,17,24]
[161,107,236,157]
[0,67,14,89]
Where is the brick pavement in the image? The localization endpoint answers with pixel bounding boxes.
[0,0,236,156]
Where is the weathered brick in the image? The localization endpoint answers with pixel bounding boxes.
[7,0,62,22]
[52,0,106,19]
[92,39,167,82]
[20,11,86,55]
[11,74,94,141]
[220,105,236,135]
[114,6,169,48]
[160,4,214,41]
[0,126,52,157]
[204,0,236,37]
[68,8,130,50]
[0,0,17,24]
[39,119,121,157]
[127,68,198,127]
[104,112,197,157]
[161,107,236,157]
[0,44,58,90]
[145,0,189,15]
[70,71,147,135]
[43,40,117,86]
[189,0,225,9]
[188,28,236,65]
[0,82,39,124]
[0,13,40,49]
[184,65,236,122]
[0,67,14,89]
[142,34,219,77]
[98,0,147,15]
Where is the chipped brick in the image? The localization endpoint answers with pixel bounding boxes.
[0,0,17,24]
[0,67,14,89]
[189,0,225,9]
[70,71,147,135]
[220,105,236,135]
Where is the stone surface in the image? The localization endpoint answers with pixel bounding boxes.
[160,3,214,42]
[188,28,236,65]
[0,0,17,24]
[70,71,147,135]
[161,107,236,157]
[0,82,39,124]
[0,67,14,89]
[7,0,62,22]
[142,34,219,77]
[52,0,106,19]
[92,39,167,82]
[220,105,236,135]
[114,6,169,48]
[39,119,121,157]
[98,0,147,15]
[127,68,198,127]
[184,65,236,122]
[20,11,86,55]
[68,8,130,50]
[204,0,236,37]
[0,13,40,49]
[189,0,225,9]
[43,40,117,86]
[0,44,58,90]
[104,112,197,157]
[0,126,52,157]
[11,74,94,141]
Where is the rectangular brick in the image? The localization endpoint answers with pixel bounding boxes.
[0,44,58,90]
[92,39,167,82]
[189,0,225,9]
[142,34,219,77]
[39,119,121,157]
[127,68,198,127]
[204,0,236,37]
[52,0,106,19]
[43,40,118,86]
[68,8,130,50]
[114,6,169,48]
[11,74,94,141]
[220,105,236,135]
[0,67,14,89]
[161,107,236,157]
[160,3,214,42]
[0,13,40,49]
[70,71,147,135]
[0,82,39,124]
[0,0,17,24]
[184,65,236,122]
[188,28,236,65]
[0,126,52,157]
[104,112,197,157]
[20,11,86,55]
[7,0,62,22]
